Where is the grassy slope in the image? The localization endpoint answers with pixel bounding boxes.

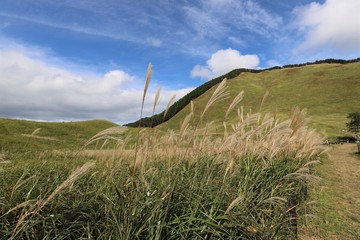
[0,118,118,153]
[158,62,360,137]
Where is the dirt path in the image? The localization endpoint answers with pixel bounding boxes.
[301,143,360,239]
[329,143,360,205]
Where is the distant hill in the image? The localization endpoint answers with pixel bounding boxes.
[0,118,117,153]
[154,60,360,137]
[125,58,360,131]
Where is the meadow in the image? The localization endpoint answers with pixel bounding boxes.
[2,62,357,239]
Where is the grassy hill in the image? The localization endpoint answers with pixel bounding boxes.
[157,62,360,137]
[0,118,118,154]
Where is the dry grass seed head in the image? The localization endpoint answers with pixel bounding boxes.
[164,94,176,119]
[142,63,152,105]
[31,128,42,135]
[225,193,244,214]
[40,161,95,208]
[153,87,161,115]
[290,107,310,135]
[225,91,244,119]
[139,63,153,120]
[200,78,229,122]
[259,90,269,112]
[180,112,193,138]
[85,126,128,147]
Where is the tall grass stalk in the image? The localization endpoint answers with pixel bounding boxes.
[200,78,229,123]
[140,63,152,122]
[163,94,176,120]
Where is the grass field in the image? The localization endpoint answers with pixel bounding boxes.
[1,62,359,239]
[1,87,326,239]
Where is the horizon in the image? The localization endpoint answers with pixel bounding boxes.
[1,0,360,124]
[2,57,359,126]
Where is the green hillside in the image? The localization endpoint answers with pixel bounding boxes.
[158,62,360,137]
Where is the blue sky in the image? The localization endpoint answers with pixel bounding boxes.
[0,0,360,123]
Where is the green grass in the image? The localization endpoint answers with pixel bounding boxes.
[1,151,314,239]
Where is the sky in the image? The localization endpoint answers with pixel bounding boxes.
[1,0,360,124]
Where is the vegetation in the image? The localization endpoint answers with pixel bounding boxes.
[0,69,327,239]
[126,58,360,129]
[346,112,360,153]
[346,113,360,139]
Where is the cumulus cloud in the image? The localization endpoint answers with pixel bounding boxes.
[294,0,360,52]
[191,48,260,80]
[0,49,192,123]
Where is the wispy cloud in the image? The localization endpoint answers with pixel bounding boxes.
[0,11,143,44]
[0,21,10,31]
[0,0,283,57]
[0,0,176,48]
[183,0,283,40]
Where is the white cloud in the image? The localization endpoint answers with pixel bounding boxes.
[191,65,213,80]
[191,48,259,80]
[0,48,192,124]
[294,0,360,52]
